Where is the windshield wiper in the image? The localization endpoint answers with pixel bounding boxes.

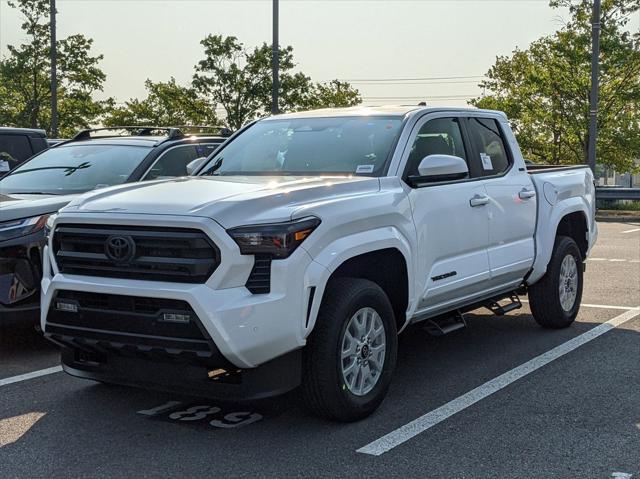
[7,191,62,195]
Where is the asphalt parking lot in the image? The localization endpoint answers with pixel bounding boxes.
[1,221,639,479]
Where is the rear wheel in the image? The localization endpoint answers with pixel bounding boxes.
[529,236,583,329]
[302,278,397,422]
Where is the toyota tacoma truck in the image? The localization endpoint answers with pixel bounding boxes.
[41,106,597,421]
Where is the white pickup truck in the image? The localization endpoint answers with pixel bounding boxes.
[42,106,597,421]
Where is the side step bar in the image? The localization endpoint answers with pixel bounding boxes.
[424,310,467,336]
[484,293,522,316]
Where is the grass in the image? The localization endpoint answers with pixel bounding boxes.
[597,200,640,212]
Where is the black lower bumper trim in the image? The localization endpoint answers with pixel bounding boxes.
[60,347,302,401]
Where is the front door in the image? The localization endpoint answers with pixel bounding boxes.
[401,115,491,315]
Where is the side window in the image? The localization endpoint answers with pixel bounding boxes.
[195,143,221,159]
[467,118,511,177]
[144,145,199,180]
[0,134,34,172]
[404,118,467,177]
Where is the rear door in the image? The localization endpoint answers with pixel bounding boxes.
[401,114,491,314]
[465,115,536,286]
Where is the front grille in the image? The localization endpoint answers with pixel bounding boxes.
[45,290,226,366]
[53,224,219,283]
[245,255,272,294]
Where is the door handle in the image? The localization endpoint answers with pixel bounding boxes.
[518,188,536,200]
[469,194,490,207]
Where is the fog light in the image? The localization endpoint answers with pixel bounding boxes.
[162,313,191,323]
[56,301,78,313]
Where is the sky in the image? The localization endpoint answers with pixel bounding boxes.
[1,0,639,110]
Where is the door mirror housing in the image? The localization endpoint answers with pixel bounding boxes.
[415,154,469,183]
[186,157,207,175]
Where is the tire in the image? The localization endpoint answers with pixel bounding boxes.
[302,277,398,422]
[529,236,583,329]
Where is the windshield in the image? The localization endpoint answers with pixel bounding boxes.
[199,116,403,177]
[0,144,151,195]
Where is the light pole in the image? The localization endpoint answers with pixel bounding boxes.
[272,0,279,115]
[50,0,58,137]
[587,0,601,174]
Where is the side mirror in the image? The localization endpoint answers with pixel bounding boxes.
[416,154,468,182]
[186,157,207,175]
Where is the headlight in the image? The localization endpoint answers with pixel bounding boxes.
[44,213,58,241]
[227,217,321,259]
[0,214,51,242]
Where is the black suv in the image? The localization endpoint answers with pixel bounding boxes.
[0,126,229,323]
[0,127,49,174]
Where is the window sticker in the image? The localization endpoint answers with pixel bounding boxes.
[480,153,493,170]
[356,164,375,174]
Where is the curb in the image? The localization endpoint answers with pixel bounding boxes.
[596,211,640,223]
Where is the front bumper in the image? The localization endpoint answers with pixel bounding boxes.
[41,213,329,369]
[0,229,45,322]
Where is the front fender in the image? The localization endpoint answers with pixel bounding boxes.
[301,226,414,335]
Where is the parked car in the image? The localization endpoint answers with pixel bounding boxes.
[0,126,228,323]
[0,127,49,174]
[42,107,597,421]
[46,138,69,148]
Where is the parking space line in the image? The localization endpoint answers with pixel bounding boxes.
[520,299,639,311]
[357,307,640,456]
[622,228,640,234]
[0,366,63,387]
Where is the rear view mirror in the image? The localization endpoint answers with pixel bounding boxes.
[416,154,468,182]
[186,157,207,175]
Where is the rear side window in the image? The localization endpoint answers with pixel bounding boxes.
[0,134,33,172]
[405,117,467,177]
[145,143,222,180]
[466,118,511,176]
[145,145,201,180]
[195,143,220,159]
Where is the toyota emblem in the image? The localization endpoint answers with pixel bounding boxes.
[104,235,136,263]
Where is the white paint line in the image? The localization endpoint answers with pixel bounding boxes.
[520,299,638,311]
[630,260,640,264]
[609,259,627,262]
[587,257,607,261]
[580,303,640,311]
[357,307,640,456]
[0,366,63,387]
[622,228,640,234]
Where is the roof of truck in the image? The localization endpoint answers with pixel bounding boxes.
[267,105,506,120]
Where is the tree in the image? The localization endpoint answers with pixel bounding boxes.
[297,80,362,111]
[0,0,110,137]
[471,0,640,173]
[193,35,361,130]
[103,78,219,127]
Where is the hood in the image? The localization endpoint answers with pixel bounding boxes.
[62,176,380,228]
[0,192,77,222]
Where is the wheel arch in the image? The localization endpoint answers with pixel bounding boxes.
[302,228,414,336]
[328,248,409,333]
[528,201,592,285]
[555,211,589,260]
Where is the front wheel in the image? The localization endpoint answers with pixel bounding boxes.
[529,236,584,329]
[302,278,398,422]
